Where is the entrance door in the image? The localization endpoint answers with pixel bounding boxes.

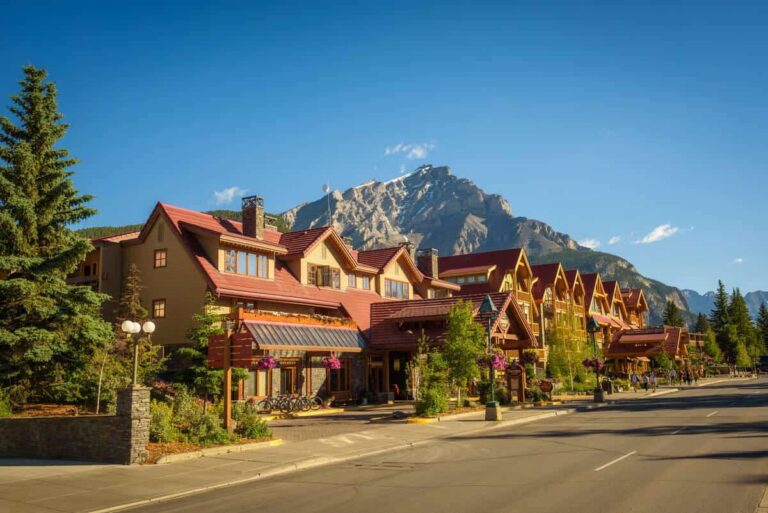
[368,365,384,395]
[388,351,411,399]
[280,367,298,395]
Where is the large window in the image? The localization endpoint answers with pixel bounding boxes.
[348,273,356,288]
[154,249,167,268]
[329,360,350,392]
[152,299,166,319]
[224,249,269,278]
[385,279,409,299]
[361,276,371,290]
[308,265,341,289]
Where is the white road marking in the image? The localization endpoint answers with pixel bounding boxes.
[594,451,637,472]
[706,410,719,418]
[336,435,355,444]
[671,426,686,435]
[351,432,375,440]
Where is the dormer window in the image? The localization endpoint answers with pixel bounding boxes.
[224,248,269,278]
[308,264,340,289]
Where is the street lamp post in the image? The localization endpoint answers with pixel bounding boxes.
[586,316,604,403]
[121,320,156,385]
[479,294,501,421]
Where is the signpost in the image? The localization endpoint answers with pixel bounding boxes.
[505,363,526,403]
[207,331,255,431]
[539,379,553,401]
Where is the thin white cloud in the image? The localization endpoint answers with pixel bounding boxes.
[733,258,744,264]
[608,236,622,245]
[634,224,680,244]
[579,238,601,250]
[384,142,435,160]
[213,186,247,205]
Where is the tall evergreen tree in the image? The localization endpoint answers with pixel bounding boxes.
[709,280,730,334]
[694,313,710,334]
[662,300,685,327]
[0,66,112,403]
[728,288,753,339]
[177,292,226,408]
[757,303,768,349]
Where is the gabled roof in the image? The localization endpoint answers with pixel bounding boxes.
[606,326,689,359]
[621,288,648,311]
[603,280,628,319]
[357,247,404,270]
[92,231,141,244]
[582,272,608,312]
[564,269,586,302]
[369,292,537,349]
[530,263,567,302]
[357,245,459,291]
[438,248,529,296]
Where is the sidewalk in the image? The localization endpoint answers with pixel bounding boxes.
[0,405,573,513]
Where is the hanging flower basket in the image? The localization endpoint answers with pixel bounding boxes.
[520,349,538,365]
[490,353,507,370]
[257,356,279,370]
[321,356,342,369]
[582,358,604,370]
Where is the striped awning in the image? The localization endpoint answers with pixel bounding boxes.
[243,321,365,353]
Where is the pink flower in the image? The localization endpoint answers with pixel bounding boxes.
[321,356,342,369]
[257,356,279,370]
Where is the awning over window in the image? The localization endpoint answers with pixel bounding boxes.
[243,321,365,353]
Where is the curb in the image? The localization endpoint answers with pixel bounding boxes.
[87,409,573,513]
[406,417,439,424]
[155,439,284,464]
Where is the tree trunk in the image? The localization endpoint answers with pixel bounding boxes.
[95,353,107,414]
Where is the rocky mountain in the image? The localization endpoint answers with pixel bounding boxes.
[281,164,689,324]
[684,289,768,320]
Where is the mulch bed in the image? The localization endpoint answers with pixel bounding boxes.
[14,404,82,417]
[145,437,272,464]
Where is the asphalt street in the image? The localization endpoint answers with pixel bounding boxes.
[133,378,768,513]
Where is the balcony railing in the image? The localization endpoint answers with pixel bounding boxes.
[66,275,98,285]
[235,308,357,328]
[530,322,540,336]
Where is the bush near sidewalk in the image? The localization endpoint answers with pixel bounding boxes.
[150,387,272,447]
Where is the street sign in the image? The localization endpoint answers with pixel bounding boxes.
[539,380,553,393]
[506,367,522,378]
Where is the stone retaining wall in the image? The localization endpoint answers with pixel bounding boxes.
[0,385,150,465]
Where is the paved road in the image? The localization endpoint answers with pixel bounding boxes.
[134,378,768,513]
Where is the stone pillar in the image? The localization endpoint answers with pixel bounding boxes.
[116,385,150,465]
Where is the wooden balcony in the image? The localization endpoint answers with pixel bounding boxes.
[515,291,532,303]
[66,275,98,286]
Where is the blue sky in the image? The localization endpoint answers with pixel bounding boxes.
[1,0,766,294]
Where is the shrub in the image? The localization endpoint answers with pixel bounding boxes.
[150,400,178,442]
[0,389,12,417]
[232,400,271,438]
[415,387,449,417]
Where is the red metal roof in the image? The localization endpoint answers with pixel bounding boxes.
[438,248,525,296]
[278,227,332,256]
[606,326,689,359]
[621,288,646,310]
[357,247,403,270]
[530,263,563,302]
[439,264,496,278]
[369,292,537,350]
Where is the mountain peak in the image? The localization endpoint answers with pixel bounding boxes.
[280,164,690,324]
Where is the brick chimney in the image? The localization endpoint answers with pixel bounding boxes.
[242,196,265,239]
[416,248,439,279]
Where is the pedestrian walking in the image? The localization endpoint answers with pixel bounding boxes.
[631,372,639,392]
[668,368,677,385]
[649,371,657,392]
[642,373,649,392]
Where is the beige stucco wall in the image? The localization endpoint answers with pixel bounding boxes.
[376,255,414,299]
[120,216,209,347]
[98,243,123,323]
